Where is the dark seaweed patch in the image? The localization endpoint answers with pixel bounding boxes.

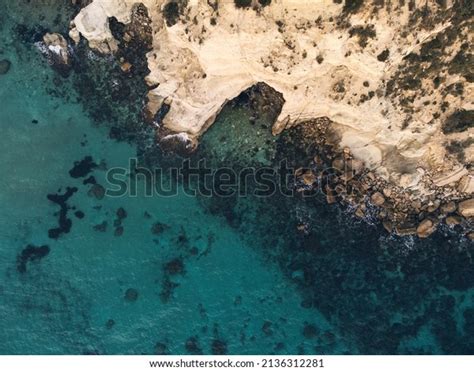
[211,339,227,355]
[164,257,185,275]
[69,156,97,178]
[185,336,203,354]
[17,244,50,273]
[83,175,96,185]
[47,186,78,239]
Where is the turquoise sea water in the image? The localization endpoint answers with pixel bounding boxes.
[0,1,473,355]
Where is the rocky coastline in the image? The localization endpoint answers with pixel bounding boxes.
[39,0,473,239]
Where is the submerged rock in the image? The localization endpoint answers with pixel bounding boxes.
[0,59,11,75]
[88,184,105,200]
[124,288,139,302]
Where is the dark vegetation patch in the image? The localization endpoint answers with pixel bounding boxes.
[258,0,272,6]
[348,24,376,48]
[234,0,252,8]
[162,1,188,27]
[448,48,474,82]
[17,244,50,273]
[446,138,473,163]
[443,110,473,134]
[377,49,390,62]
[343,0,364,14]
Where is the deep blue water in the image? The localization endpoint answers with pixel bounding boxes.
[0,1,473,355]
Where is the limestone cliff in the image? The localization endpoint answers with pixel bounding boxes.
[69,0,473,199]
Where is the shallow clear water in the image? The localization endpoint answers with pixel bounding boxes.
[0,1,473,355]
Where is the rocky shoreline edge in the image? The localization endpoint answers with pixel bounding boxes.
[285,118,473,240]
[35,2,473,241]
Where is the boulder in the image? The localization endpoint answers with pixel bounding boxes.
[445,216,462,226]
[42,33,72,76]
[416,219,436,238]
[355,207,365,218]
[301,170,316,186]
[326,194,336,204]
[371,192,385,206]
[458,199,474,218]
[458,175,474,194]
[441,201,457,214]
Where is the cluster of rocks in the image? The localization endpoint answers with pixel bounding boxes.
[292,118,473,240]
